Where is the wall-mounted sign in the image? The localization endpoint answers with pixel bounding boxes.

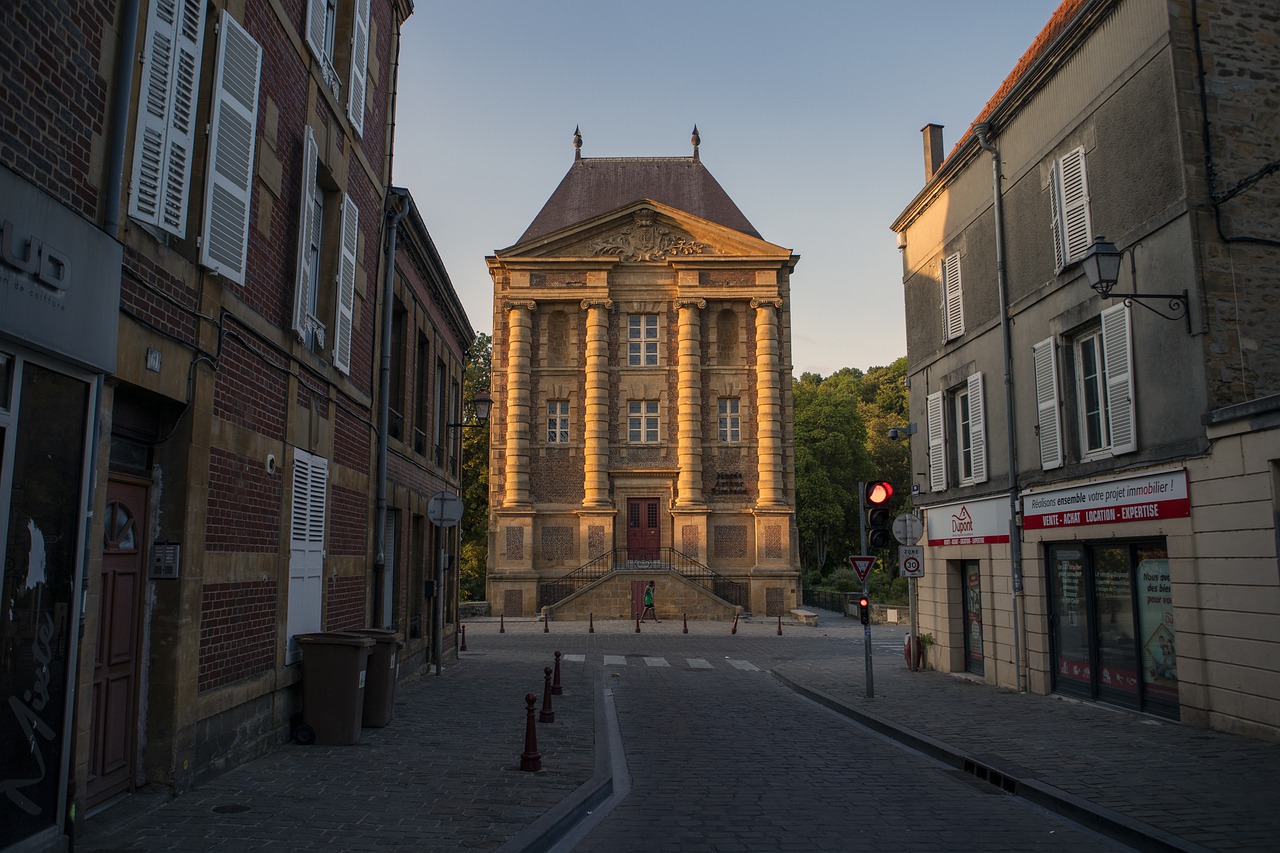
[1022,469,1190,531]
[925,496,1011,547]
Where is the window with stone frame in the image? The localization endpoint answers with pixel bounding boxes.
[627,400,659,443]
[302,0,371,135]
[547,400,569,443]
[628,314,659,366]
[718,398,741,442]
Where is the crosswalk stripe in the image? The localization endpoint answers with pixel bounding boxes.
[563,654,586,663]
[643,657,670,667]
[687,659,712,669]
[727,659,759,671]
[603,655,627,666]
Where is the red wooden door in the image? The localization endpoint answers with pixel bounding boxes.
[88,479,148,807]
[626,498,660,560]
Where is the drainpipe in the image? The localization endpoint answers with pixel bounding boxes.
[973,122,1025,693]
[374,188,411,628]
[103,0,141,236]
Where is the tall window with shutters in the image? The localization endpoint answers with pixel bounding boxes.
[302,0,371,136]
[942,252,965,341]
[287,449,328,665]
[1049,147,1094,274]
[927,372,987,491]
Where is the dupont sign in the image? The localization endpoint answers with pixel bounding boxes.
[925,496,1011,547]
[1022,470,1190,531]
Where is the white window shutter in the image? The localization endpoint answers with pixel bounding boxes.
[1033,337,1064,470]
[287,450,326,665]
[943,252,964,340]
[967,372,987,484]
[927,390,947,492]
[303,0,326,60]
[292,126,319,340]
[1059,147,1093,264]
[1048,160,1065,273]
[199,11,261,285]
[129,0,206,237]
[1102,303,1136,455]
[346,0,371,136]
[333,194,359,374]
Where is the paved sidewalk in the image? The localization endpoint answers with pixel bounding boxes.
[77,609,1280,852]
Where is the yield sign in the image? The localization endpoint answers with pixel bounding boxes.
[848,555,876,583]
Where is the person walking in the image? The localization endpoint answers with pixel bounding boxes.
[640,580,660,623]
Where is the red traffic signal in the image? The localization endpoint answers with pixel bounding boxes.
[866,481,894,505]
[857,595,870,625]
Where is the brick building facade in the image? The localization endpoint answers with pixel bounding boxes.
[486,134,801,620]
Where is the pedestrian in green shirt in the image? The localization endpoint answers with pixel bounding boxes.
[640,580,660,623]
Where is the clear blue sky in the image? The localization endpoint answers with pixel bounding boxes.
[393,0,1063,377]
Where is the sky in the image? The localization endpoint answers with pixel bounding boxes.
[392,0,1064,378]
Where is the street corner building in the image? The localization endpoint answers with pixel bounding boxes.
[1,1,478,850]
[890,0,1280,741]
[485,130,802,623]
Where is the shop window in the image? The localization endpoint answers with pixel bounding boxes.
[926,372,986,491]
[627,400,659,443]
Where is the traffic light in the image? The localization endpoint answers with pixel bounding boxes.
[865,480,895,548]
[857,594,870,625]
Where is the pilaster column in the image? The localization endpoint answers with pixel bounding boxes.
[752,298,785,507]
[503,300,536,506]
[675,298,706,506]
[581,299,612,507]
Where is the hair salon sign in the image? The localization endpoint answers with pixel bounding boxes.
[1022,469,1190,531]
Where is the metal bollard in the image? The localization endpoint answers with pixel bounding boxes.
[520,693,541,772]
[589,612,594,634]
[777,614,783,636]
[540,666,556,723]
[731,613,738,635]
[500,614,505,634]
[683,613,689,634]
[460,624,468,652]
[552,651,563,695]
[635,614,641,633]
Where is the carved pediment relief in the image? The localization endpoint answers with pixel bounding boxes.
[586,208,716,262]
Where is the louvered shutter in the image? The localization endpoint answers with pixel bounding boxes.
[1048,160,1065,273]
[1033,337,1064,469]
[129,0,206,237]
[293,127,320,339]
[333,194,359,374]
[1057,147,1093,267]
[967,372,987,484]
[199,11,261,284]
[1102,303,1135,455]
[303,0,327,60]
[943,253,964,340]
[287,450,327,664]
[927,390,947,492]
[347,0,370,136]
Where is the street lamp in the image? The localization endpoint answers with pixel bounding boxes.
[1079,236,1192,334]
[448,388,492,435]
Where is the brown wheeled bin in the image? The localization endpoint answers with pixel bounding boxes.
[295,632,375,745]
[348,628,405,727]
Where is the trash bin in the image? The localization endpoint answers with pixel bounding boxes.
[348,628,404,727]
[295,632,375,745]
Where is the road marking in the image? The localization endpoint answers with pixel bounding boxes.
[727,659,759,671]
[643,657,670,667]
[603,655,627,666]
[687,659,713,669]
[563,654,586,662]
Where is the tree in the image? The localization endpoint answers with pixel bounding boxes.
[794,370,867,575]
[459,333,491,602]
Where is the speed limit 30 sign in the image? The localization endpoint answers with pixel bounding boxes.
[899,545,925,578]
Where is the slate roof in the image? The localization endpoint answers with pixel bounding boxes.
[517,156,762,244]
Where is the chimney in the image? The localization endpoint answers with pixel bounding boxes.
[922,123,945,181]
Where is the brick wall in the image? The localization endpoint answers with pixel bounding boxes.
[328,483,369,556]
[198,581,277,691]
[120,249,201,344]
[326,574,365,630]
[206,447,283,551]
[213,334,288,441]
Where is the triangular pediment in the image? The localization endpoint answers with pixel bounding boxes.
[497,199,791,263]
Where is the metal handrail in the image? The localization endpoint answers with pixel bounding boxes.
[538,548,747,609]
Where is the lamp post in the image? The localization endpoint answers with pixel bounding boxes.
[1079,236,1192,334]
[430,388,492,675]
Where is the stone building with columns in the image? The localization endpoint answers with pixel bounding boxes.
[486,133,800,619]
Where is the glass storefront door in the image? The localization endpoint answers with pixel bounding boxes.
[961,561,984,676]
[1048,541,1177,717]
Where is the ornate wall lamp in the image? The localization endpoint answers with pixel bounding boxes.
[1079,236,1192,334]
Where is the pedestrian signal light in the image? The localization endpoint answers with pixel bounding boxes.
[865,481,895,549]
[858,595,870,625]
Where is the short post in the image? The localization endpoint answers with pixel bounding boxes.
[682,613,688,634]
[539,666,556,723]
[460,624,468,652]
[777,613,783,635]
[731,613,738,634]
[520,693,541,772]
[543,609,550,633]
[552,651,563,695]
[499,614,505,634]
[635,614,641,633]
[589,612,595,633]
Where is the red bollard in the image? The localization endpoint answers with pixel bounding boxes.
[540,666,556,723]
[682,613,689,634]
[520,693,541,772]
[731,613,738,634]
[589,613,595,634]
[777,614,783,636]
[460,624,468,652]
[635,614,641,633]
[552,651,563,695]
[500,614,505,634]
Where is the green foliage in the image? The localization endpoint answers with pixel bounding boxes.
[825,567,861,593]
[459,333,491,602]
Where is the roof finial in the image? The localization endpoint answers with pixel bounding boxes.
[691,124,700,160]
[573,125,583,160]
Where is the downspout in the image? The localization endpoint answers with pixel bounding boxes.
[973,122,1025,693]
[103,0,141,237]
[374,188,411,628]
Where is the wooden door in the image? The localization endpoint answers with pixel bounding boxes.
[88,478,148,807]
[626,498,660,561]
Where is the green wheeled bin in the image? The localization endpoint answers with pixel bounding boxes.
[348,628,405,727]
[295,632,375,745]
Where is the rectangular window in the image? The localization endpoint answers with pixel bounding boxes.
[547,401,569,443]
[1069,303,1135,458]
[927,372,986,490]
[1049,146,1093,273]
[718,398,740,442]
[628,315,659,366]
[304,0,371,134]
[628,400,659,443]
[1076,329,1109,454]
[954,386,973,482]
[413,332,429,455]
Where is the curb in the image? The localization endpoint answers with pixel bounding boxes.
[771,669,1212,853]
